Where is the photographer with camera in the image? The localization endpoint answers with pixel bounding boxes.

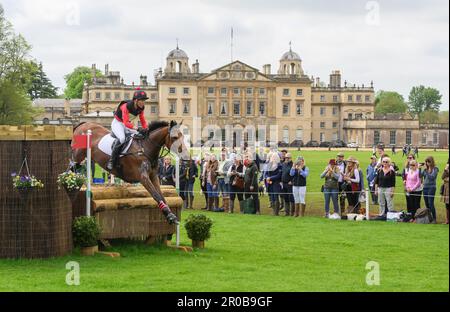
[290,156,309,217]
[320,159,341,218]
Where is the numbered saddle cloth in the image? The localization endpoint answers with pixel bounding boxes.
[98,133,134,157]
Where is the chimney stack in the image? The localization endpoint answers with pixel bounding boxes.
[64,98,71,117]
[329,70,341,88]
[105,64,109,76]
[192,59,200,74]
[316,77,320,87]
[140,75,148,86]
[263,64,271,75]
[91,64,97,82]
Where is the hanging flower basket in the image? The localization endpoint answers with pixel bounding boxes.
[12,173,43,202]
[57,171,86,200]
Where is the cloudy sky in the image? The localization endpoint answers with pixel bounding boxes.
[2,0,449,109]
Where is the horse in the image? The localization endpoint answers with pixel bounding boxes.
[71,120,190,225]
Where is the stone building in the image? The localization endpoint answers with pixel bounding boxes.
[82,45,448,148]
[32,98,83,125]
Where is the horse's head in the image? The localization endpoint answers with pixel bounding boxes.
[165,120,190,160]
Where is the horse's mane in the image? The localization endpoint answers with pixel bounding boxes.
[147,121,169,133]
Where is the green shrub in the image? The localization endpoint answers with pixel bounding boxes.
[184,214,213,242]
[73,216,101,247]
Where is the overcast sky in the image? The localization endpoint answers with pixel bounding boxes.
[2,0,449,109]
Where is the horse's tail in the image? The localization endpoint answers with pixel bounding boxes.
[73,122,86,132]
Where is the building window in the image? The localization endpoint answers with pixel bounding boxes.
[320,133,325,143]
[333,107,338,116]
[406,130,412,145]
[246,88,253,95]
[332,133,338,141]
[332,122,338,129]
[296,128,303,141]
[233,101,241,115]
[422,133,427,145]
[233,87,240,96]
[207,101,214,115]
[183,87,190,95]
[220,101,228,115]
[390,131,396,145]
[320,107,326,116]
[296,101,303,115]
[208,87,215,95]
[105,92,111,100]
[348,113,353,120]
[374,131,380,145]
[365,95,371,102]
[124,93,130,100]
[348,95,353,102]
[95,92,101,100]
[182,100,190,114]
[320,122,326,129]
[114,92,120,100]
[282,128,289,143]
[297,89,303,96]
[355,113,363,120]
[246,101,253,115]
[283,89,290,96]
[169,87,176,94]
[320,95,326,102]
[433,133,438,145]
[151,93,157,100]
[356,95,362,102]
[169,101,176,115]
[151,105,158,114]
[282,101,290,116]
[259,88,266,96]
[333,95,338,102]
[259,101,266,116]
[221,88,227,96]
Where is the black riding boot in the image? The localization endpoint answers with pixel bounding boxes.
[107,139,121,170]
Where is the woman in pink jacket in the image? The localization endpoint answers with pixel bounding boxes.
[404,159,422,218]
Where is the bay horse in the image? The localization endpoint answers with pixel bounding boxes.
[71,120,190,225]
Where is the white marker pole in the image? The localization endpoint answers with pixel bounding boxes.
[175,155,180,194]
[176,223,180,247]
[365,188,370,220]
[86,130,92,216]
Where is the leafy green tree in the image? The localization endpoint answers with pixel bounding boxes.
[0,5,33,88]
[439,111,449,124]
[28,62,58,99]
[419,110,439,123]
[0,79,41,125]
[64,66,102,99]
[374,90,408,114]
[408,85,442,115]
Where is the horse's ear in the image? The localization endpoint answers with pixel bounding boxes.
[180,119,184,126]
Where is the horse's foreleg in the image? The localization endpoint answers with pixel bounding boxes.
[140,161,178,225]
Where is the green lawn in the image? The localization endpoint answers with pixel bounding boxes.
[0,211,448,292]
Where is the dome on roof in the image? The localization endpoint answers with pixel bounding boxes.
[167,47,188,59]
[281,49,301,61]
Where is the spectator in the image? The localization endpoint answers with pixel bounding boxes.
[336,152,347,213]
[421,156,439,223]
[402,145,408,157]
[200,153,210,210]
[290,156,309,217]
[159,156,175,186]
[375,146,386,169]
[343,156,361,214]
[391,145,396,155]
[265,152,283,216]
[186,158,198,209]
[320,159,341,218]
[217,149,233,208]
[203,154,219,211]
[441,160,449,224]
[414,146,419,158]
[244,153,260,214]
[375,157,396,216]
[404,159,422,219]
[367,155,378,205]
[178,159,189,209]
[228,155,245,213]
[281,153,295,216]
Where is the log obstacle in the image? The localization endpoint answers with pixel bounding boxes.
[71,185,182,241]
[0,125,73,259]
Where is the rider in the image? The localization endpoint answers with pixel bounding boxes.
[107,88,149,170]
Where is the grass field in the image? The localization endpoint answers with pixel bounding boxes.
[0,211,448,292]
[96,149,449,222]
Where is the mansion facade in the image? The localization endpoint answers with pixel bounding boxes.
[80,46,448,148]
